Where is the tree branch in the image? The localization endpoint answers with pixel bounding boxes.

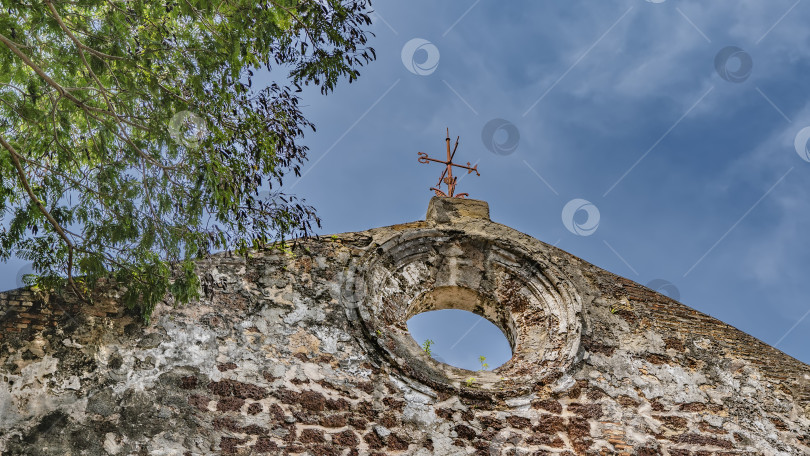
[0,31,147,131]
[0,132,87,301]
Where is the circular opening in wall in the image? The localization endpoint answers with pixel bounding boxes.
[349,232,584,395]
[406,309,513,371]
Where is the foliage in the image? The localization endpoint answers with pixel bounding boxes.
[0,0,375,322]
[421,338,434,357]
[478,355,488,371]
[465,376,475,387]
[610,298,633,314]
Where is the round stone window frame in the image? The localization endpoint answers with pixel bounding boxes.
[342,225,583,397]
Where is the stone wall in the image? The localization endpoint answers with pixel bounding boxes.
[0,197,808,455]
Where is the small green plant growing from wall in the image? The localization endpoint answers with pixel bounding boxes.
[610,300,633,314]
[270,241,297,259]
[465,377,476,387]
[478,356,489,371]
[280,244,296,259]
[422,339,434,357]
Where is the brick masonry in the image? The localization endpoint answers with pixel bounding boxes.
[0,197,808,455]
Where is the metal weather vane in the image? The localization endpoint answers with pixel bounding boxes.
[417,128,480,198]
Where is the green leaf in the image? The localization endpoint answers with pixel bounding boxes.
[0,0,375,322]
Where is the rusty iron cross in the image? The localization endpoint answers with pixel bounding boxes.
[417,128,480,198]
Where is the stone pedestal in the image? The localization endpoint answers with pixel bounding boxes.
[425,196,490,224]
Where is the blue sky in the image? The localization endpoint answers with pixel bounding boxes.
[286,0,810,368]
[3,1,810,370]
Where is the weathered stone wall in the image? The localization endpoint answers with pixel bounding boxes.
[1,197,808,455]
